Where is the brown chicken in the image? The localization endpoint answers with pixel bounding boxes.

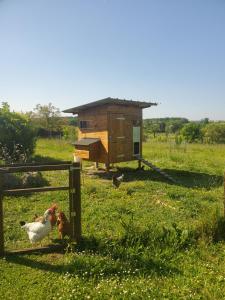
[33,204,58,227]
[47,204,58,227]
[33,214,45,223]
[57,211,72,239]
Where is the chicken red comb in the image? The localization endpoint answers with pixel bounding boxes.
[48,204,57,212]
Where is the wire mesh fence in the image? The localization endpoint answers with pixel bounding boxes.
[0,162,81,255]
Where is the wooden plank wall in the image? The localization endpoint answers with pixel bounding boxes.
[77,108,109,163]
[76,104,143,164]
[107,105,142,163]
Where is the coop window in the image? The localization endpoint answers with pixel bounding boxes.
[133,142,140,155]
[79,120,91,129]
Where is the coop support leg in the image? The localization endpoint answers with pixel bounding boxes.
[95,162,99,170]
[138,159,142,170]
[105,163,110,172]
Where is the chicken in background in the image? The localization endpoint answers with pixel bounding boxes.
[57,211,72,239]
[112,174,124,188]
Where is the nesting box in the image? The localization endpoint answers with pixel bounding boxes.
[63,98,156,168]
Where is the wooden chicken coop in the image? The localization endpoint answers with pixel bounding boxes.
[63,98,157,170]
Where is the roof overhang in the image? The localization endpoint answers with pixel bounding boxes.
[63,97,157,114]
[73,138,100,146]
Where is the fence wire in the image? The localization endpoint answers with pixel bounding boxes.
[3,169,70,251]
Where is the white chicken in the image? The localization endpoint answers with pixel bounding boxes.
[20,209,52,244]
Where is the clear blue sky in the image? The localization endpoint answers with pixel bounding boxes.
[0,0,224,120]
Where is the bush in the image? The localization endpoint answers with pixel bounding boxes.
[21,172,48,188]
[202,122,225,144]
[181,122,203,143]
[3,172,48,189]
[0,143,29,164]
[0,103,36,162]
[62,125,78,141]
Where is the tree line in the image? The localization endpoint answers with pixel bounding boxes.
[1,101,225,164]
[143,117,225,144]
[0,102,77,163]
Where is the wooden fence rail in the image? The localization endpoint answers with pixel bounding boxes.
[0,161,81,256]
[0,163,72,173]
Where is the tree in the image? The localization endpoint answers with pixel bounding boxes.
[181,122,203,143]
[0,102,36,162]
[151,123,161,138]
[1,102,10,113]
[31,103,63,136]
[202,123,225,144]
[166,119,188,134]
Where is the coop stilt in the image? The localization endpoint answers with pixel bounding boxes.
[138,159,142,170]
[105,163,110,172]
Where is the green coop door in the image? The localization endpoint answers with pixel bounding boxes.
[133,126,140,155]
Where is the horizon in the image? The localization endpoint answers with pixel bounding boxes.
[5,101,225,122]
[0,1,225,120]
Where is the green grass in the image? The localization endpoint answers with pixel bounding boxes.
[1,138,225,299]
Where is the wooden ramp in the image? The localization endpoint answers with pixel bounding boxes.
[139,158,177,184]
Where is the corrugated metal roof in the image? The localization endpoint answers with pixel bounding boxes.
[63,97,157,114]
[73,138,100,146]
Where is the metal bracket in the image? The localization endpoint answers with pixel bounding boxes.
[71,211,76,217]
[70,166,80,171]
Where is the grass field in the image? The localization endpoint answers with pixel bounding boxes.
[1,138,225,299]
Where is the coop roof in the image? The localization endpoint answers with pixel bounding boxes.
[73,138,100,146]
[63,97,157,114]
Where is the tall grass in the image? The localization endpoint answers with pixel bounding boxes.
[1,138,225,299]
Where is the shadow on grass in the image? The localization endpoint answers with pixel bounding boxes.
[163,168,223,189]
[6,254,65,274]
[75,236,181,276]
[5,235,181,278]
[89,167,223,189]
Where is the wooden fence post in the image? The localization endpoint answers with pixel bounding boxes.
[224,172,225,218]
[0,173,4,256]
[69,162,81,243]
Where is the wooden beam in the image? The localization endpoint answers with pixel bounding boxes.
[5,244,64,255]
[3,186,69,196]
[0,173,4,256]
[138,159,142,170]
[0,164,74,174]
[224,171,225,218]
[0,161,72,168]
[69,163,81,243]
